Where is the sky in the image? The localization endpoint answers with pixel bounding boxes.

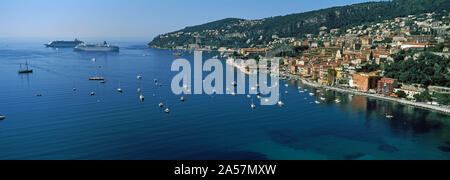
[0,0,384,39]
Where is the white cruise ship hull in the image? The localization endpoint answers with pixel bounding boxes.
[74,46,119,52]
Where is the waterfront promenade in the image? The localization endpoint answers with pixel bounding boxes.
[300,79,450,115]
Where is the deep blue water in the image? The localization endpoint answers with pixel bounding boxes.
[1,39,450,160]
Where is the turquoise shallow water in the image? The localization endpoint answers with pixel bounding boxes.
[0,39,449,160]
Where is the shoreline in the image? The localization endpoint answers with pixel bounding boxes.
[300,79,450,115]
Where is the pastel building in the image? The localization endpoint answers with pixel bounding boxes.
[377,78,398,96]
[352,72,379,92]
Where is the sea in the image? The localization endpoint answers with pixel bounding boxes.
[0,38,449,160]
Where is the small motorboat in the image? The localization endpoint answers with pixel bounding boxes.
[335,99,341,103]
[320,97,326,101]
[140,94,145,102]
[278,101,284,107]
[90,92,95,96]
[0,114,5,120]
[165,108,170,114]
[315,101,321,104]
[73,88,77,91]
[137,75,143,80]
[231,81,237,87]
[180,96,185,102]
[137,88,142,93]
[231,92,237,96]
[309,93,315,96]
[158,102,164,108]
[386,115,394,119]
[247,95,251,99]
[251,103,256,109]
[36,94,43,97]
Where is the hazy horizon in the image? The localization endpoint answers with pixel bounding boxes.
[0,0,383,39]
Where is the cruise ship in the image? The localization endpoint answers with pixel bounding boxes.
[74,41,119,52]
[45,38,84,48]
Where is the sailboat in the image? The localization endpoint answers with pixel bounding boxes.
[165,101,170,113]
[140,93,145,102]
[278,93,284,107]
[117,81,123,93]
[18,61,33,74]
[250,98,256,109]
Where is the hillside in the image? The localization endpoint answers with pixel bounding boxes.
[148,0,450,49]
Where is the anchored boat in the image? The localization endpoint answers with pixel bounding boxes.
[89,66,104,81]
[45,38,84,48]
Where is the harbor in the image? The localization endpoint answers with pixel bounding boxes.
[0,40,449,160]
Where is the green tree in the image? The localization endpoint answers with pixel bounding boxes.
[396,90,407,98]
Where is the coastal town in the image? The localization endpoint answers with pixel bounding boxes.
[276,12,450,112]
[153,11,450,113]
